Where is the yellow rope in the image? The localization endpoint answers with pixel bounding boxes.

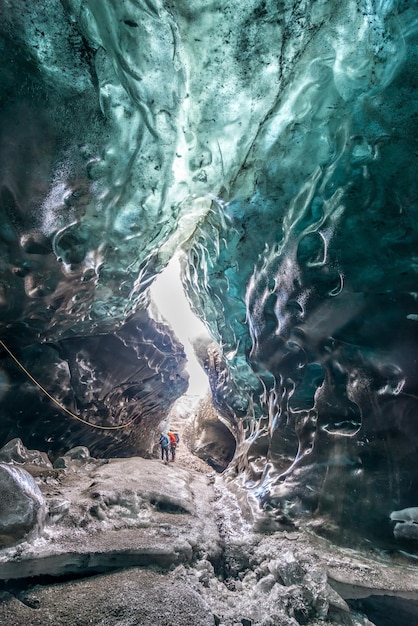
[0,339,137,431]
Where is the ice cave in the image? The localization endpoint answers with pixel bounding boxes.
[1,1,418,624]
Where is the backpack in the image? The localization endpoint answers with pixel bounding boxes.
[160,434,169,447]
[168,432,179,445]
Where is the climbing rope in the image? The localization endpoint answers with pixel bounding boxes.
[0,339,138,431]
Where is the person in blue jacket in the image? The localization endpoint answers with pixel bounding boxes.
[159,432,170,462]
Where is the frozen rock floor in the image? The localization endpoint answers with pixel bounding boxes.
[0,568,215,626]
[1,446,418,626]
[0,456,221,579]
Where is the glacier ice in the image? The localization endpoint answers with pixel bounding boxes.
[0,0,417,553]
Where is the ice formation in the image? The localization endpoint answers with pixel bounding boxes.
[0,462,45,547]
[0,0,417,558]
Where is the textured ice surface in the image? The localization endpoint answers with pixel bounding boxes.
[0,463,45,548]
[0,0,417,552]
[2,450,418,625]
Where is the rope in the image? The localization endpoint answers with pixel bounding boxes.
[0,339,138,431]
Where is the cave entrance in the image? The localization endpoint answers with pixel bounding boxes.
[150,256,237,473]
[150,254,210,400]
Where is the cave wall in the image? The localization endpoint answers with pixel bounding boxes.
[181,0,418,548]
[0,311,188,459]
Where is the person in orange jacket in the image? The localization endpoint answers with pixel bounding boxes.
[167,431,179,462]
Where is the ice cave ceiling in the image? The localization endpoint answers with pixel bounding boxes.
[0,0,417,552]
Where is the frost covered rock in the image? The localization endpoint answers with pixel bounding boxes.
[0,463,46,548]
[54,446,107,472]
[0,438,52,468]
[63,446,91,461]
[46,498,72,525]
[390,507,418,543]
[188,393,236,473]
[269,550,305,586]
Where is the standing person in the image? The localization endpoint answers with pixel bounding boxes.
[167,431,179,462]
[159,432,169,463]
